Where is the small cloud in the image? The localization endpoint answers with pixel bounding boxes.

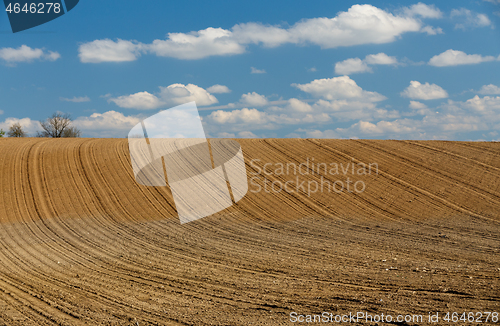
[401,81,448,100]
[73,111,142,138]
[251,67,266,74]
[293,76,387,102]
[364,53,398,65]
[478,84,500,94]
[335,58,372,75]
[335,53,398,75]
[298,129,339,139]
[409,101,428,110]
[238,131,258,138]
[217,132,236,138]
[149,27,245,60]
[78,39,144,63]
[0,117,41,135]
[307,67,317,72]
[0,45,61,65]
[408,100,433,115]
[403,3,443,18]
[207,108,269,125]
[159,83,218,106]
[240,92,268,106]
[420,26,444,35]
[429,49,496,66]
[108,83,218,110]
[60,96,91,103]
[109,91,162,110]
[207,84,231,93]
[451,8,493,30]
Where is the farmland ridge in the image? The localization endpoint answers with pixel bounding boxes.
[0,138,498,325]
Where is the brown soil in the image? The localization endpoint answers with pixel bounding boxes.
[0,138,498,325]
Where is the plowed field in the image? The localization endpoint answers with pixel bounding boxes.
[0,138,498,325]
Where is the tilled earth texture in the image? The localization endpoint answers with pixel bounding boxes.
[0,138,498,325]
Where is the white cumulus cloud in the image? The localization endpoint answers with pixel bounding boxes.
[286,4,421,48]
[207,108,270,124]
[240,92,268,106]
[78,39,143,63]
[364,53,398,65]
[420,25,444,35]
[429,49,496,67]
[335,58,372,75]
[403,2,443,18]
[298,129,340,139]
[478,84,500,94]
[109,92,163,110]
[79,4,437,62]
[207,84,231,93]
[73,111,142,138]
[401,81,448,100]
[451,8,492,30]
[237,131,259,138]
[335,53,398,75]
[0,45,60,64]
[340,120,418,135]
[409,101,428,110]
[0,117,41,135]
[159,84,218,106]
[293,76,386,102]
[109,84,218,110]
[149,28,245,60]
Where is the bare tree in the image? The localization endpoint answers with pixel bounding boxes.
[61,126,82,138]
[38,113,81,138]
[7,123,27,137]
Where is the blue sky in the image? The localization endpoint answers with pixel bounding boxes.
[1,0,500,139]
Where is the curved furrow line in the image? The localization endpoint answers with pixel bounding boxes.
[0,230,87,324]
[61,139,106,219]
[406,141,500,175]
[0,229,188,326]
[361,139,500,198]
[452,141,500,156]
[309,139,490,220]
[0,138,499,325]
[84,140,137,223]
[45,214,365,301]
[4,227,308,324]
[309,139,459,220]
[114,139,178,218]
[353,139,500,217]
[257,139,367,219]
[261,139,413,221]
[0,140,76,323]
[242,140,327,220]
[0,277,62,325]
[0,141,180,324]
[26,213,290,302]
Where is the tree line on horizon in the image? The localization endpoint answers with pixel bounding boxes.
[0,113,81,138]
